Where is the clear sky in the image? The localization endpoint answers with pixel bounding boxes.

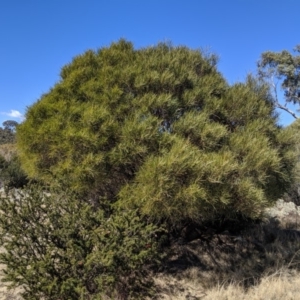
[0,0,299,126]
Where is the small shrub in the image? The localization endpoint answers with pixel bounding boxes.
[0,185,163,299]
[0,154,28,188]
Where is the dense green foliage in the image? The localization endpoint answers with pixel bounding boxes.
[258,45,300,118]
[282,119,300,204]
[0,185,162,299]
[1,40,299,300]
[17,40,296,225]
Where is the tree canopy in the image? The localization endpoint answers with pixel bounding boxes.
[258,45,300,119]
[17,40,297,224]
[0,120,18,144]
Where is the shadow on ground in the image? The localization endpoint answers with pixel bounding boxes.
[159,214,300,291]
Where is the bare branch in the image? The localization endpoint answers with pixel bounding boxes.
[274,100,298,119]
[270,74,299,119]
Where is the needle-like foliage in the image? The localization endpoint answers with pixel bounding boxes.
[17,40,297,224]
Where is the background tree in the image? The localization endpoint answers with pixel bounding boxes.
[0,120,18,144]
[258,45,300,119]
[0,120,26,188]
[17,40,297,225]
[2,120,19,132]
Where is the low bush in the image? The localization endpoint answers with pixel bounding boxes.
[0,154,28,188]
[0,185,163,299]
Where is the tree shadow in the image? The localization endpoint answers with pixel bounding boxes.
[160,217,300,289]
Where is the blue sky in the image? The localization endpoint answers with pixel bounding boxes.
[0,0,299,126]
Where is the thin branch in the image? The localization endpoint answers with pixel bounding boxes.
[271,75,299,119]
[274,101,298,119]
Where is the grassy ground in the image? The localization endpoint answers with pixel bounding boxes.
[152,212,300,299]
[0,144,16,161]
[155,269,300,299]
[205,272,300,300]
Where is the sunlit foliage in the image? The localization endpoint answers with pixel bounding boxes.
[17,40,297,224]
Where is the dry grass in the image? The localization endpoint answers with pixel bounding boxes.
[153,269,300,299]
[152,216,300,299]
[0,144,17,161]
[204,271,300,300]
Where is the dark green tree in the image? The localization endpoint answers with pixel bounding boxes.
[0,120,18,144]
[2,120,18,132]
[258,45,300,119]
[17,40,297,224]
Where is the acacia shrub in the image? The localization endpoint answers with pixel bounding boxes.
[0,185,162,299]
[16,40,297,225]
